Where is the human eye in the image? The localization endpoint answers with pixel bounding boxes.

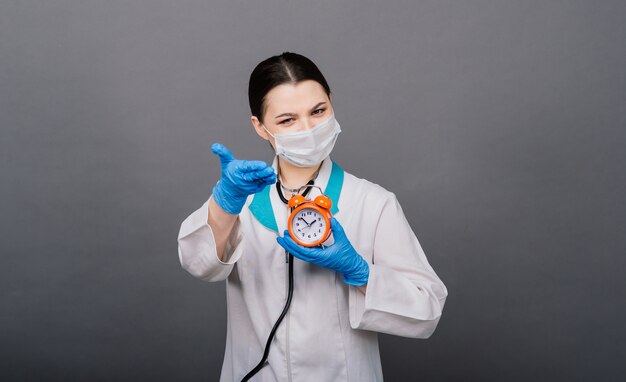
[279,118,295,125]
[312,108,326,115]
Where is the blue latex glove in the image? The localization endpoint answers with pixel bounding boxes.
[211,143,276,214]
[276,217,369,286]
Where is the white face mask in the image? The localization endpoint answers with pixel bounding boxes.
[262,113,342,167]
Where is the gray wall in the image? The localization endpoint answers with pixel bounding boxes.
[1,1,624,381]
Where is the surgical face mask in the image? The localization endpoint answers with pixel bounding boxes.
[262,114,342,167]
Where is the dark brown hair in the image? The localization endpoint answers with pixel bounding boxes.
[248,52,332,124]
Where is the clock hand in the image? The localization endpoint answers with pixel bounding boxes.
[299,217,311,226]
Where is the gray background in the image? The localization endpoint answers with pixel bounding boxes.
[1,0,624,381]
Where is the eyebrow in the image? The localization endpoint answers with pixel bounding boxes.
[274,102,327,119]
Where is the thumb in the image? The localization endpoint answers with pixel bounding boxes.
[211,143,236,168]
[330,217,346,239]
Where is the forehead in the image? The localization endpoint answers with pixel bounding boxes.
[264,80,329,117]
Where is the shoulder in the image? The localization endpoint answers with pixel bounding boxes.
[340,166,397,210]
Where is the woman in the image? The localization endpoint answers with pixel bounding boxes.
[177,52,448,381]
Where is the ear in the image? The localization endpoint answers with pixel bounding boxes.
[251,115,270,141]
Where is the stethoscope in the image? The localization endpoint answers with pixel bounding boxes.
[241,165,319,381]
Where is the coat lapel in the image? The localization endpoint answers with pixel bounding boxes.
[248,183,279,233]
[325,161,343,215]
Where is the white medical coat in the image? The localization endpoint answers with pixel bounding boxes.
[177,155,448,381]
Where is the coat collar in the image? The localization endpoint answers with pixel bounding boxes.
[248,155,344,233]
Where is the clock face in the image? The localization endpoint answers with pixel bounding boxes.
[290,207,328,244]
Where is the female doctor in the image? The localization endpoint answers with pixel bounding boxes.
[177,52,448,382]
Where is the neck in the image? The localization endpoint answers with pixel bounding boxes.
[277,156,323,189]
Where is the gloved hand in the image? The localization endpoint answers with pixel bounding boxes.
[276,217,369,286]
[211,143,276,214]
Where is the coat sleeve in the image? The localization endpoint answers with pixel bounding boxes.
[177,195,245,282]
[348,192,448,338]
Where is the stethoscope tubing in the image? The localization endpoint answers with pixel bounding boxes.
[241,179,314,381]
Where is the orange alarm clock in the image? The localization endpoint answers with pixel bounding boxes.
[287,192,333,247]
